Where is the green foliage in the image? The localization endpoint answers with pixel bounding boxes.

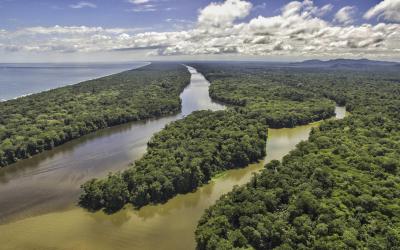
[0,63,190,167]
[80,178,104,211]
[190,63,336,128]
[80,110,268,211]
[79,173,129,213]
[195,63,400,250]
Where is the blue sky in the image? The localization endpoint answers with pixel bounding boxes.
[0,0,399,62]
[0,0,383,30]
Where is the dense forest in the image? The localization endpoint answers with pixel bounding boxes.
[0,63,190,167]
[190,63,336,128]
[77,61,400,248]
[195,63,400,249]
[79,110,267,212]
[80,62,342,212]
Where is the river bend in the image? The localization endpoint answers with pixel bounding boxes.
[0,65,346,250]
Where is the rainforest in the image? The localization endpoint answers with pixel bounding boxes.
[0,60,399,250]
[193,62,400,249]
[0,63,190,167]
[2,0,400,249]
[79,61,400,249]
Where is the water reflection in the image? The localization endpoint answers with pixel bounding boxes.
[0,65,224,224]
[0,120,326,250]
[0,108,346,250]
[181,66,225,115]
[0,66,346,250]
[335,105,347,119]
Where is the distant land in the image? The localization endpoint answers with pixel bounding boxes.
[188,59,400,71]
[291,58,400,70]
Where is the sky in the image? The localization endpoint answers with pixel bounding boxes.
[0,0,399,62]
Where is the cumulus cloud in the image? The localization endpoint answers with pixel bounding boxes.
[364,0,400,22]
[334,6,357,25]
[1,0,400,60]
[198,0,252,27]
[69,1,96,9]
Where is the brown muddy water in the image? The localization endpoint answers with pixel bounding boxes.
[0,65,346,250]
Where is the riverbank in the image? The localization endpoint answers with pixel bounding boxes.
[0,65,223,224]
[0,63,191,168]
[0,64,346,249]
[0,106,346,250]
[0,62,149,101]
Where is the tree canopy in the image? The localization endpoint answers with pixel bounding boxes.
[190,62,336,128]
[0,63,190,167]
[79,110,268,212]
[194,62,400,250]
[79,62,346,213]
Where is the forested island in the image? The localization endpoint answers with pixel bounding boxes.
[0,63,190,167]
[194,63,400,249]
[80,63,338,211]
[4,59,398,249]
[191,63,336,128]
[80,110,267,212]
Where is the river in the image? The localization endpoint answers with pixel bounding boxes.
[0,65,346,250]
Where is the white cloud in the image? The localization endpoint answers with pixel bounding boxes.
[198,0,252,27]
[130,4,156,12]
[334,6,357,25]
[252,3,266,11]
[1,0,400,61]
[281,0,332,19]
[165,19,195,30]
[69,1,96,9]
[128,0,150,4]
[16,26,140,35]
[364,0,400,22]
[318,4,333,17]
[281,1,303,17]
[127,0,157,12]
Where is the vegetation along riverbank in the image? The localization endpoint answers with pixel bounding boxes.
[79,110,268,212]
[0,63,190,167]
[194,62,400,249]
[79,63,340,212]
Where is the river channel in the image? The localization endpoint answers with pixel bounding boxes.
[0,65,346,250]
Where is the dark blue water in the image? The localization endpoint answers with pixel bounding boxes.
[0,62,148,101]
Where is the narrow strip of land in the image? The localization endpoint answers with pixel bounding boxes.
[80,63,338,212]
[0,63,190,167]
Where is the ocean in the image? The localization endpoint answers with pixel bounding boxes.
[0,62,148,101]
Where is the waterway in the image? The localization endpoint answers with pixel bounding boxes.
[0,62,148,101]
[0,65,346,250]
